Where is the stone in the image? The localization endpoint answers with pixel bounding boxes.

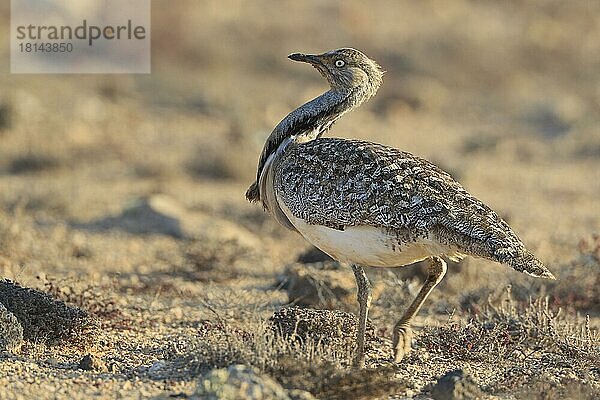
[193,364,291,400]
[430,369,485,400]
[0,279,92,344]
[78,354,108,372]
[0,302,23,352]
[287,389,317,400]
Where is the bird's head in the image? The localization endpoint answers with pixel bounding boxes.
[288,48,384,99]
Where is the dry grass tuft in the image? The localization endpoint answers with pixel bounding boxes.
[510,376,600,400]
[269,306,375,349]
[163,318,349,377]
[164,315,405,399]
[550,235,600,312]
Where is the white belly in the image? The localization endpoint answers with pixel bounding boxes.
[278,197,460,267]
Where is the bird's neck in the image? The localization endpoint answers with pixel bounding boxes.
[255,88,358,179]
[277,89,354,142]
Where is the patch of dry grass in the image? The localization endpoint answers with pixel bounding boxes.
[1,0,599,398]
[510,376,600,400]
[158,312,405,399]
[422,288,599,364]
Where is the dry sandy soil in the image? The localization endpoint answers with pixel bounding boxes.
[1,1,600,399]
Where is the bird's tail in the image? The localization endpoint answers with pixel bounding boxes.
[245,181,260,203]
[505,250,556,280]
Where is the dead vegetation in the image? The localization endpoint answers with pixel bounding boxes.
[421,288,599,365]
[510,376,600,400]
[155,310,405,399]
[1,0,600,398]
[269,307,376,351]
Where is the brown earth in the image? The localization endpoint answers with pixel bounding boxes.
[1,1,599,399]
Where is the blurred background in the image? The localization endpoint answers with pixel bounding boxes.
[0,0,599,308]
[1,2,600,397]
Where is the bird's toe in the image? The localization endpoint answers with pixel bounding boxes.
[392,324,413,362]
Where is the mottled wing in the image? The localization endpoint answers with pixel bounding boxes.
[275,138,553,278]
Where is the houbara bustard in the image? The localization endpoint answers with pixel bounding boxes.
[246,48,555,368]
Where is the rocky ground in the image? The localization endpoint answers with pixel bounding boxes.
[1,1,600,399]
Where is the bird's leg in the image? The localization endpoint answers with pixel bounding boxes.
[392,256,447,362]
[351,264,372,369]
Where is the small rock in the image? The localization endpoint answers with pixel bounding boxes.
[193,364,291,400]
[78,354,108,372]
[0,279,92,344]
[0,102,11,131]
[287,389,317,400]
[0,302,23,352]
[430,369,485,400]
[148,360,166,378]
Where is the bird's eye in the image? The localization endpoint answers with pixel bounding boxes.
[335,59,345,68]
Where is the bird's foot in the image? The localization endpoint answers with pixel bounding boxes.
[392,324,413,362]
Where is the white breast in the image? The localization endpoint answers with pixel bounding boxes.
[277,196,461,267]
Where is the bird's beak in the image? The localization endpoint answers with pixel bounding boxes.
[288,53,321,65]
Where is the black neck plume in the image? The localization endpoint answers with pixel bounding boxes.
[246,89,356,202]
